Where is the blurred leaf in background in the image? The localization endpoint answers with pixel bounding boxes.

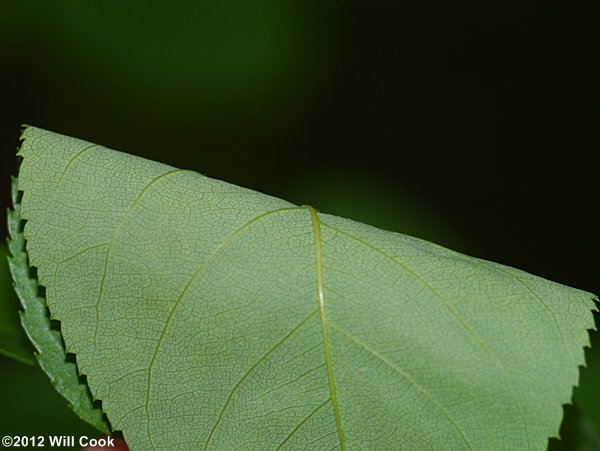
[0,1,324,128]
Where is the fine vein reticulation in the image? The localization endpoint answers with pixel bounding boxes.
[14,127,597,450]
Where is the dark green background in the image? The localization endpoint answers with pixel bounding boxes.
[0,1,598,449]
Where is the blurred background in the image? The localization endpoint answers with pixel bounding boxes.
[0,1,598,448]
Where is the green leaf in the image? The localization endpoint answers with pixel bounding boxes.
[7,178,110,434]
[0,244,34,365]
[14,126,597,450]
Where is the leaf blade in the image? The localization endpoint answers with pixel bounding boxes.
[7,177,110,434]
[15,126,596,450]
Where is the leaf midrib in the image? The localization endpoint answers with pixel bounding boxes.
[306,205,347,450]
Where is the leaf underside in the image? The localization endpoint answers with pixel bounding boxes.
[14,126,597,450]
[7,178,110,434]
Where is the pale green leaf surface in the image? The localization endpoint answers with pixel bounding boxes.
[15,127,597,450]
[7,178,110,433]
